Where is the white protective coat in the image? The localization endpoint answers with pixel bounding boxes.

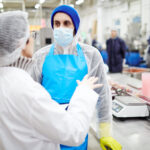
[0,67,98,150]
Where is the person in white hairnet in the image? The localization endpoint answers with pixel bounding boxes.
[31,5,122,150]
[0,11,103,150]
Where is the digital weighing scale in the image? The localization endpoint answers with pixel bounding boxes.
[112,96,149,118]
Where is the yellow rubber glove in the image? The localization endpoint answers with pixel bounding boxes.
[99,123,122,150]
[100,137,122,150]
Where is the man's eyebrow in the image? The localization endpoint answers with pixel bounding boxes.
[54,19,71,22]
[65,19,72,22]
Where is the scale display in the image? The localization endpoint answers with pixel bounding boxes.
[112,101,123,113]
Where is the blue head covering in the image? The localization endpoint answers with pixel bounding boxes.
[51,5,80,34]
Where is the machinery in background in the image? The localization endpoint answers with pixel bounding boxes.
[125,16,147,55]
[40,27,54,48]
[123,16,148,68]
[31,28,54,52]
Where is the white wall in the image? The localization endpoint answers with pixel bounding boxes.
[77,5,97,44]
[141,0,150,38]
[28,18,51,28]
[78,0,150,45]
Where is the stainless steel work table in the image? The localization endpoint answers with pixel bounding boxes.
[89,73,150,150]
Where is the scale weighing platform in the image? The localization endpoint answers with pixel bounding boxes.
[112,96,149,118]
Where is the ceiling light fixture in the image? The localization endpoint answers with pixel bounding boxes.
[76,0,84,5]
[35,3,40,9]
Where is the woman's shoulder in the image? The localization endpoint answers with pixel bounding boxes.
[0,67,35,91]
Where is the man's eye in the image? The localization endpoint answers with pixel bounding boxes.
[54,21,60,27]
[64,21,71,26]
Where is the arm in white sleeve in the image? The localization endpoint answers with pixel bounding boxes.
[29,82,98,146]
[93,61,112,137]
[82,44,112,137]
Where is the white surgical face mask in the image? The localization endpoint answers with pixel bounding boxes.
[54,27,74,47]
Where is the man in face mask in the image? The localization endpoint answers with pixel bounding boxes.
[53,12,75,47]
[31,5,122,150]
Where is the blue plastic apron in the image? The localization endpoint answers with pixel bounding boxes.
[42,43,88,150]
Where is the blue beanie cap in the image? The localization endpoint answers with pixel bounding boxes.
[51,5,80,34]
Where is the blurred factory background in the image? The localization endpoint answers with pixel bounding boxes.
[0,0,150,55]
[0,1,150,150]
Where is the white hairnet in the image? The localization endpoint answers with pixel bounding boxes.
[111,26,117,31]
[0,11,29,67]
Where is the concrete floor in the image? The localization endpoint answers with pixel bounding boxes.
[112,117,150,150]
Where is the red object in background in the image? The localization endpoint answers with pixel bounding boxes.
[123,67,149,73]
[142,73,150,98]
[41,19,46,28]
